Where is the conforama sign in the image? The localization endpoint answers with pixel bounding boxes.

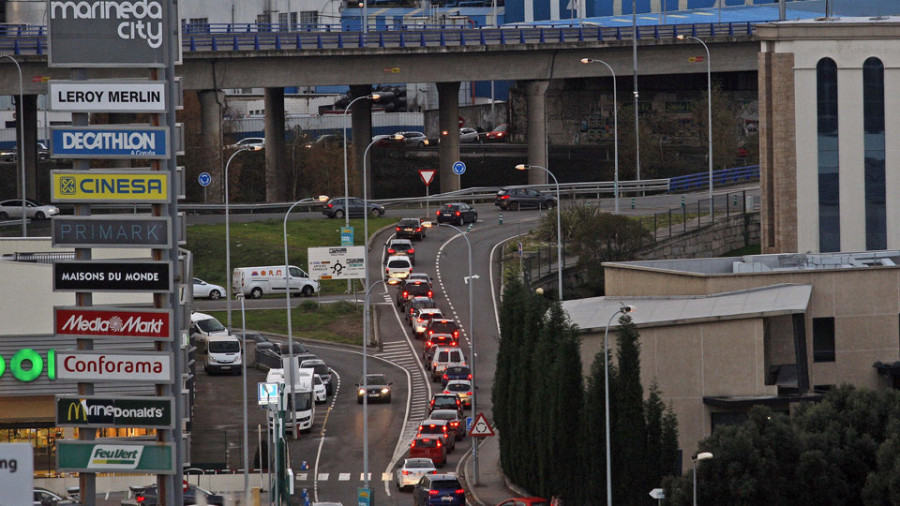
[55,307,172,340]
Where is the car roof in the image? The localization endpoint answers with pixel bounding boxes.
[430,409,460,419]
[390,238,413,244]
[404,457,436,466]
[386,255,412,263]
[420,418,449,426]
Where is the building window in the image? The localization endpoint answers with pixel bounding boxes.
[278,12,298,31]
[817,58,840,252]
[184,18,209,33]
[863,57,886,250]
[298,11,318,28]
[813,317,835,362]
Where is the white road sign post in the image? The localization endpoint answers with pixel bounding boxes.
[308,246,366,280]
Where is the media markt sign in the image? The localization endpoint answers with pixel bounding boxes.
[57,441,174,474]
[56,395,174,428]
[48,0,176,68]
[55,306,172,340]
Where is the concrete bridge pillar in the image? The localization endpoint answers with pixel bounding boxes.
[437,81,460,193]
[198,89,224,203]
[525,79,550,185]
[265,87,288,202]
[349,84,374,198]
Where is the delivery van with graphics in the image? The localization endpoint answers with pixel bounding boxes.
[233,265,319,299]
[205,334,242,375]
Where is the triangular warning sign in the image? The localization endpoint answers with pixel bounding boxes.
[468,412,495,437]
[419,169,436,186]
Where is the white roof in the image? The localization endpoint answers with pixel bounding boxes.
[562,283,812,332]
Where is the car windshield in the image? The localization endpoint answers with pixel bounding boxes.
[419,424,446,435]
[430,321,457,332]
[363,374,387,384]
[399,219,419,226]
[197,318,226,333]
[415,438,437,448]
[407,460,433,469]
[430,411,456,422]
[388,259,411,268]
[208,341,240,353]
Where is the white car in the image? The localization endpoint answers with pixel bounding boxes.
[384,255,413,284]
[395,457,437,490]
[192,277,225,300]
[313,374,327,403]
[459,127,481,143]
[0,198,59,220]
[229,137,265,150]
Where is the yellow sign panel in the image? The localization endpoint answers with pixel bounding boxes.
[51,171,169,203]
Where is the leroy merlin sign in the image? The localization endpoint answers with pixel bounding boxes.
[57,441,174,474]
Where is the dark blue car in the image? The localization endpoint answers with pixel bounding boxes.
[441,365,472,387]
[412,473,466,506]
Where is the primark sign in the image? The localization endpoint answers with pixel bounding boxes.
[48,0,178,68]
[52,216,171,248]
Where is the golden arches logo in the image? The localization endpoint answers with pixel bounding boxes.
[66,400,89,422]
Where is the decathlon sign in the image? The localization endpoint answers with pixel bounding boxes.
[51,170,168,203]
[50,126,170,159]
[54,261,172,292]
[50,81,166,113]
[52,215,171,248]
[55,307,172,340]
[57,441,175,473]
[56,395,174,428]
[55,351,172,382]
[48,0,176,68]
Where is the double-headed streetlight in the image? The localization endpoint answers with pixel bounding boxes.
[604,304,635,506]
[225,145,262,330]
[1,55,25,236]
[282,195,329,439]
[343,93,380,290]
[236,292,250,506]
[515,164,563,300]
[692,451,714,506]
[435,222,478,483]
[580,58,619,214]
[677,34,714,216]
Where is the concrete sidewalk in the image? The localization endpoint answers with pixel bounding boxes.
[461,432,533,506]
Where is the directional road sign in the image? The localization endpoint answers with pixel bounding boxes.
[198,172,211,187]
[452,161,466,175]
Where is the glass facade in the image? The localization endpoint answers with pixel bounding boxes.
[863,57,886,250]
[817,58,840,252]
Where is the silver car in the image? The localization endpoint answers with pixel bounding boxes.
[395,457,437,491]
[0,198,59,220]
[192,278,225,300]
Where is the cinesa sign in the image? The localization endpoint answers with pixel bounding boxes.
[56,351,171,383]
[55,307,172,340]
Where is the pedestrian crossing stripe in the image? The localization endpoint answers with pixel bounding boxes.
[294,473,394,482]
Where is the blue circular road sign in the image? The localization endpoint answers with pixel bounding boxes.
[198,172,212,187]
[452,161,466,175]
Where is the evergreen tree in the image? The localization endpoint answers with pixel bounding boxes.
[582,350,610,504]
[612,314,648,505]
[548,308,585,501]
[644,383,665,489]
[493,271,528,478]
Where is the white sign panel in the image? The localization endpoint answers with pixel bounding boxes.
[50,81,167,113]
[56,351,172,383]
[308,246,366,280]
[0,443,32,506]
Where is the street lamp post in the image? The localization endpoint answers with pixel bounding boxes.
[436,222,478,483]
[514,164,563,300]
[580,58,619,214]
[282,195,328,440]
[604,304,635,506]
[362,133,401,289]
[236,292,250,505]
[225,145,261,330]
[361,278,389,491]
[1,55,25,236]
[692,451,714,506]
[343,93,380,292]
[678,35,713,217]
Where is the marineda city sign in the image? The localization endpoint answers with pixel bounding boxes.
[47,0,177,68]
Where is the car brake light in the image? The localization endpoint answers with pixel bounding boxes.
[410,440,417,448]
[402,470,409,475]
[395,226,401,232]
[436,440,442,447]
[407,248,415,254]
[500,195,510,200]
[467,374,472,380]
[416,227,422,232]
[453,330,459,338]
[388,248,396,254]
[442,373,448,380]
[429,490,440,496]
[456,489,466,494]
[136,496,146,503]
[402,290,409,298]
[427,290,433,298]
[435,210,440,216]
[455,211,460,216]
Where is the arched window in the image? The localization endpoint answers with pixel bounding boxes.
[863,57,885,250]
[817,58,839,252]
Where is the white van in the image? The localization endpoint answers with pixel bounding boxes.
[205,335,242,375]
[233,265,320,299]
[190,311,230,351]
[265,366,316,432]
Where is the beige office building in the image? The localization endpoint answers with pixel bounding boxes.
[563,251,900,468]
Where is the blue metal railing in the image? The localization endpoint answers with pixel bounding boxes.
[668,165,760,193]
[0,21,756,56]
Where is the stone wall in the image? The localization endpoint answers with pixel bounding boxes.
[637,212,761,260]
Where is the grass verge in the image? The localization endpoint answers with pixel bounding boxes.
[206,300,364,345]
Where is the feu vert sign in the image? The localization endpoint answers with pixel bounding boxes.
[57,441,174,474]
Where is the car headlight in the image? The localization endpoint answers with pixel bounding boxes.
[381,388,390,394]
[358,388,365,395]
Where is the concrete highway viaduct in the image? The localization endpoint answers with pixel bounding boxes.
[0,26,758,199]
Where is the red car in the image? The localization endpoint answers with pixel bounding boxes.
[484,123,509,142]
[409,436,447,467]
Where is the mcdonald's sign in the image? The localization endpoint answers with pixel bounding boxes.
[55,396,174,428]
